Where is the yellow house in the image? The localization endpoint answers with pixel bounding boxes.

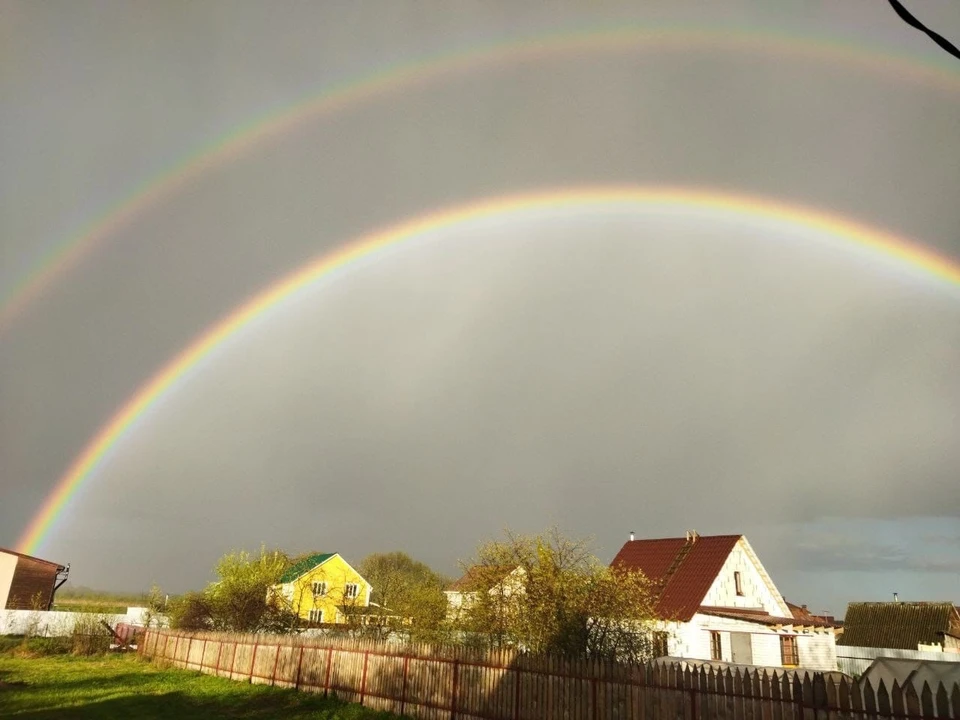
[273,552,371,624]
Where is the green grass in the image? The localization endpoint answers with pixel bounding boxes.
[0,652,405,719]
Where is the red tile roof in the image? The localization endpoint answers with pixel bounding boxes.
[611,534,741,621]
[446,565,516,592]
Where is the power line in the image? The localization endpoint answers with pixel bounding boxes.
[887,0,960,62]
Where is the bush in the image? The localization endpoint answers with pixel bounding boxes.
[70,614,112,655]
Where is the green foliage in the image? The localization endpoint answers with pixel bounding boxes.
[454,527,658,661]
[0,653,405,718]
[166,591,213,631]
[357,552,449,642]
[168,546,299,633]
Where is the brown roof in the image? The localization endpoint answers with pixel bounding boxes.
[611,534,741,621]
[838,602,960,649]
[0,547,65,569]
[700,606,838,629]
[446,565,515,592]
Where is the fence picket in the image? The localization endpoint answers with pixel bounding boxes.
[136,630,960,720]
[934,681,951,718]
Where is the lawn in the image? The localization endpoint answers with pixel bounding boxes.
[0,651,405,719]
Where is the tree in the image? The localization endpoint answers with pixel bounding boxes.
[357,552,449,641]
[168,545,299,633]
[455,527,658,661]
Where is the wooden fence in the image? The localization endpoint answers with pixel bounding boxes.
[139,629,960,719]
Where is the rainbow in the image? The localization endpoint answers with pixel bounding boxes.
[15,185,960,554]
[2,24,959,332]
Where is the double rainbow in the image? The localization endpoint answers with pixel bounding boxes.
[2,24,959,332]
[15,186,960,554]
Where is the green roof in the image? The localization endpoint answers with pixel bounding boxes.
[280,553,335,583]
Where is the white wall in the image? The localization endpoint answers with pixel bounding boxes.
[699,538,789,616]
[0,607,167,636]
[663,613,837,672]
[797,632,839,672]
[838,645,960,676]
[0,553,17,609]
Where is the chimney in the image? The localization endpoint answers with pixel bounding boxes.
[686,529,698,544]
[629,531,635,542]
[893,592,899,602]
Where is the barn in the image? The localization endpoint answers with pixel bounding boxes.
[0,547,69,610]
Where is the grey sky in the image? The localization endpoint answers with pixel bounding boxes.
[1,1,959,614]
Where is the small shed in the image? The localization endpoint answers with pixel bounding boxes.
[0,547,69,610]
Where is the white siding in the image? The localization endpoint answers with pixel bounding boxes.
[699,538,789,616]
[797,633,839,672]
[0,553,17,609]
[661,613,837,672]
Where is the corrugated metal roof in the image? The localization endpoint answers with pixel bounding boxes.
[610,534,741,621]
[279,553,335,583]
[838,602,960,649]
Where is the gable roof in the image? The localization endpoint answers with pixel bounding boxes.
[611,534,741,621]
[838,602,960,649]
[446,565,517,592]
[279,553,336,584]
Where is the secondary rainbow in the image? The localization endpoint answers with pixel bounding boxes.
[16,185,960,554]
[2,24,959,332]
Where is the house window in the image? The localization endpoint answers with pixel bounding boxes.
[308,609,323,623]
[344,583,359,599]
[312,581,327,596]
[652,632,669,658]
[734,571,743,596]
[780,635,799,666]
[710,631,722,661]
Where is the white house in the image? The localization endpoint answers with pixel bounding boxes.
[444,565,525,620]
[611,530,840,672]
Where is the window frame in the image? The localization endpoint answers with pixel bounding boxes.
[652,631,669,658]
[710,631,722,661]
[734,571,744,596]
[308,608,323,624]
[780,635,799,667]
[344,583,359,600]
[312,581,328,597]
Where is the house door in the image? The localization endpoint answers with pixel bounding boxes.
[730,633,753,665]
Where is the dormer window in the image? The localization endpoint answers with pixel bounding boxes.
[734,571,744,596]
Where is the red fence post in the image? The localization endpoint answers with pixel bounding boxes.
[400,655,410,716]
[294,646,305,690]
[214,641,223,677]
[359,651,370,705]
[451,659,460,720]
[271,644,281,686]
[186,637,194,669]
[323,647,334,696]
[200,638,208,671]
[250,643,259,683]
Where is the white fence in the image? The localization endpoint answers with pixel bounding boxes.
[0,607,166,636]
[838,645,960,676]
